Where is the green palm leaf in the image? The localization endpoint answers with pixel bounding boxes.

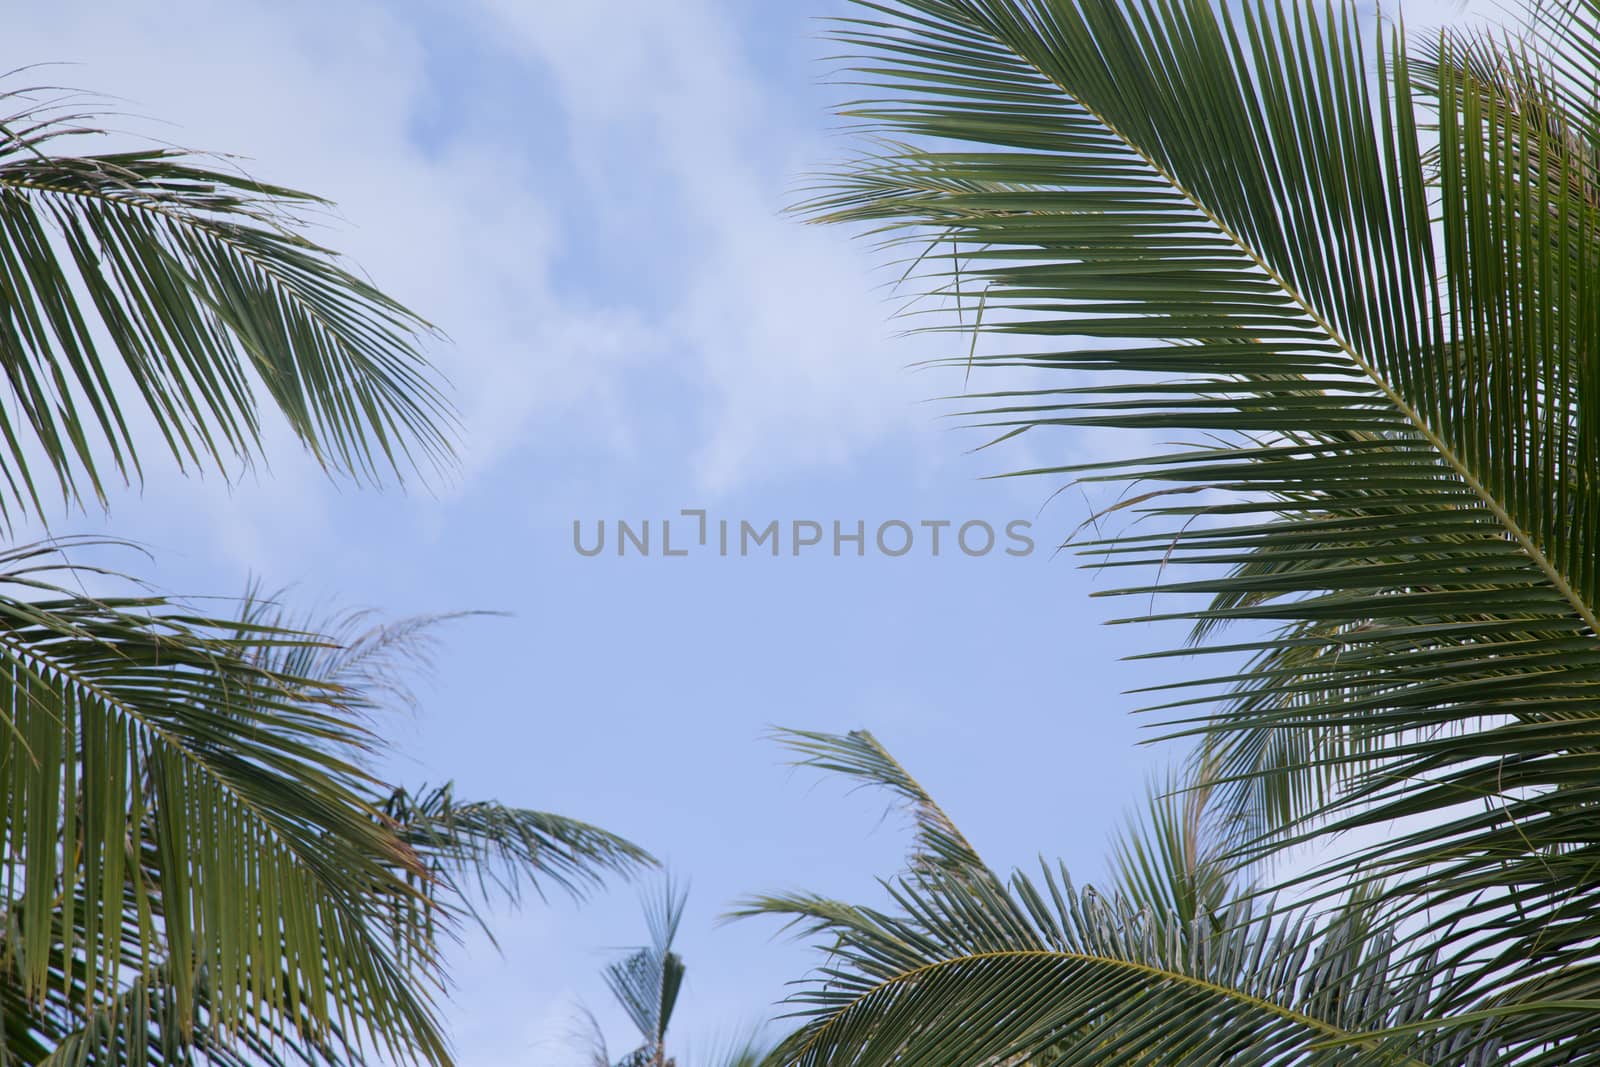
[0,570,651,1066]
[603,879,688,1066]
[775,729,989,881]
[799,0,1600,1053]
[746,731,1493,1066]
[0,547,445,1064]
[1105,760,1232,932]
[0,86,453,524]
[228,598,655,914]
[382,783,655,936]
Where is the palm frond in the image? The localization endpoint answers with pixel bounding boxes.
[0,84,454,525]
[0,545,450,1065]
[582,878,692,1067]
[1105,759,1233,930]
[0,562,648,1066]
[227,596,655,911]
[801,0,1600,1052]
[746,730,1495,1066]
[698,1029,772,1067]
[602,879,688,1060]
[382,783,655,922]
[773,728,989,881]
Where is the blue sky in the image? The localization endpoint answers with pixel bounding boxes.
[7,0,1485,1062]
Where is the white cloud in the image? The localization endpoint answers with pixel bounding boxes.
[0,0,1536,551]
[4,0,935,578]
[474,0,932,491]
